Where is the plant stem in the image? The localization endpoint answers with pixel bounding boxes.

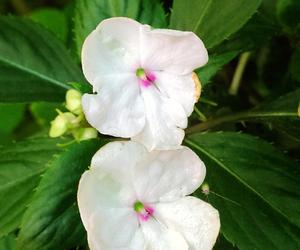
[186,111,297,134]
[199,98,218,106]
[194,106,207,121]
[229,52,251,95]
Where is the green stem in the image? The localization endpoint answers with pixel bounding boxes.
[186,111,297,134]
[199,98,218,106]
[229,52,251,96]
[194,106,207,121]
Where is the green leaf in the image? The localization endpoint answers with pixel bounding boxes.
[29,8,68,42]
[197,51,239,86]
[0,16,85,102]
[0,233,16,250]
[214,234,237,250]
[214,12,279,54]
[186,132,300,249]
[0,137,66,237]
[74,0,166,58]
[0,104,25,134]
[188,89,300,138]
[30,102,62,126]
[277,0,300,32]
[250,88,300,141]
[170,0,261,49]
[0,103,26,144]
[17,139,107,250]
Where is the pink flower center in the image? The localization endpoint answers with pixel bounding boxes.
[136,68,156,87]
[133,201,154,221]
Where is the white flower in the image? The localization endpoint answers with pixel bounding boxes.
[77,141,220,250]
[81,17,208,150]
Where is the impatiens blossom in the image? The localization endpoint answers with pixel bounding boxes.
[81,17,208,150]
[78,141,220,250]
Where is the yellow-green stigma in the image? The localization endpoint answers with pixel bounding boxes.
[134,201,144,212]
[136,68,146,79]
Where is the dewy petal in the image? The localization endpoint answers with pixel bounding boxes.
[132,86,187,150]
[155,71,198,116]
[140,26,208,75]
[82,74,145,138]
[82,17,141,84]
[155,197,220,250]
[141,218,188,250]
[133,146,206,203]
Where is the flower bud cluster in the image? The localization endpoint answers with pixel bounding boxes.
[49,89,97,141]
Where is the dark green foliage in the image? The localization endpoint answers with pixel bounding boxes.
[186,132,300,249]
[170,0,262,48]
[0,0,299,249]
[0,17,85,102]
[17,139,107,250]
[0,137,67,237]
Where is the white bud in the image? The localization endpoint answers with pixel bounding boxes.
[49,112,77,137]
[65,89,82,115]
[73,127,98,141]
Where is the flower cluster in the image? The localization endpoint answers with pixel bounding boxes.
[49,89,98,141]
[75,17,220,249]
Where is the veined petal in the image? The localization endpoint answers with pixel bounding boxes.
[155,197,220,250]
[140,26,208,75]
[133,146,206,203]
[82,74,145,138]
[141,218,188,250]
[132,86,187,150]
[155,71,199,116]
[82,17,141,84]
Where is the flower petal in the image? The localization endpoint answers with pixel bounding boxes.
[155,196,220,250]
[133,146,206,203]
[78,168,144,249]
[87,208,143,249]
[82,17,141,84]
[78,170,132,229]
[140,26,208,75]
[132,86,187,150]
[155,71,198,115]
[91,141,147,184]
[82,74,145,138]
[141,218,188,250]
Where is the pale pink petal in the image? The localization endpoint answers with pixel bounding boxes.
[155,71,197,115]
[77,170,135,230]
[91,141,147,186]
[133,146,206,203]
[82,74,145,138]
[141,218,188,250]
[140,26,208,75]
[132,86,187,150]
[82,17,141,84]
[86,208,143,249]
[155,197,220,250]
